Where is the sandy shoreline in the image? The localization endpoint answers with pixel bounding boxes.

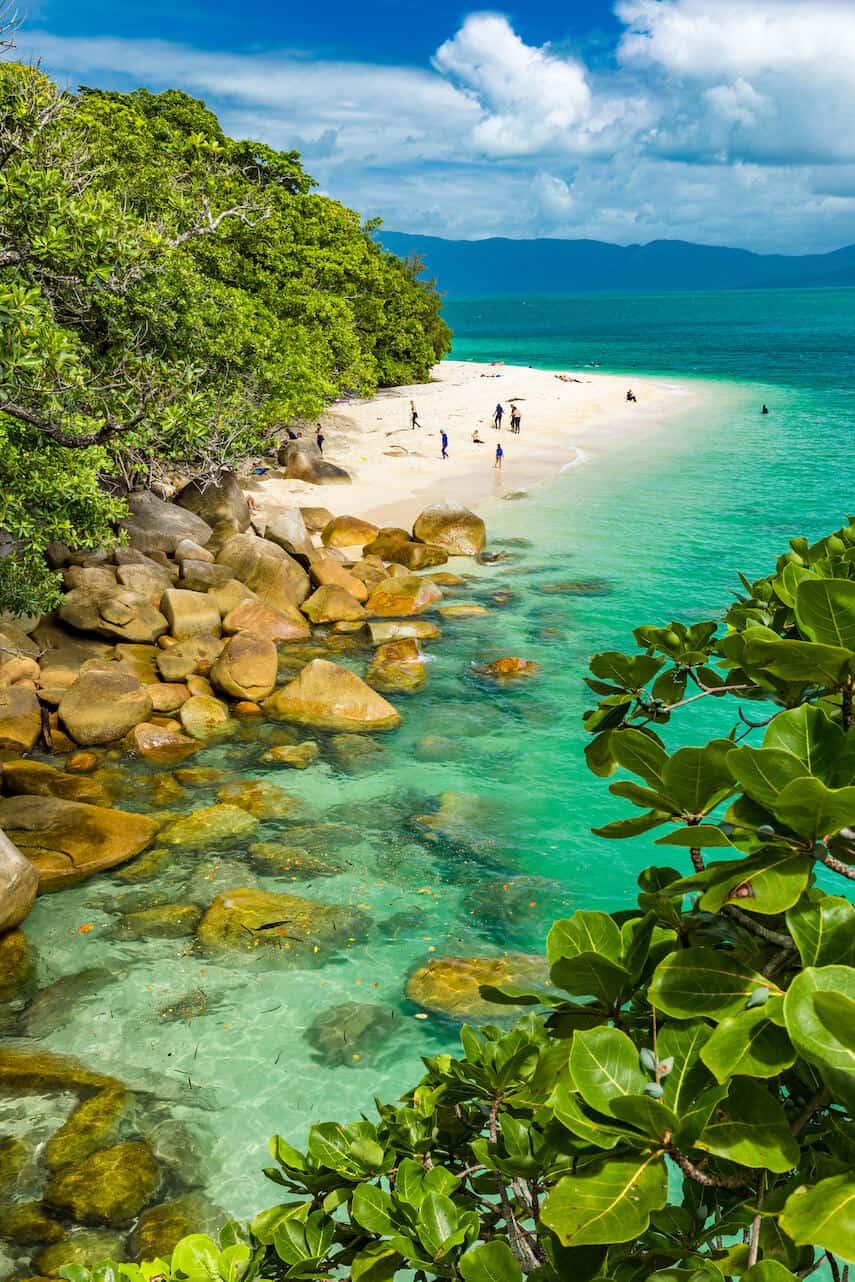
[252,360,706,530]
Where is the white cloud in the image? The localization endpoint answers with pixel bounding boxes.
[14,4,855,251]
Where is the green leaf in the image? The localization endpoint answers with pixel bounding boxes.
[549,1075,636,1150]
[649,948,777,1020]
[727,747,808,808]
[813,991,855,1052]
[351,1244,403,1282]
[745,637,852,685]
[764,703,843,778]
[547,912,622,964]
[611,728,668,785]
[700,1006,795,1082]
[795,576,855,649]
[655,825,735,848]
[771,777,855,840]
[662,741,736,815]
[170,1236,221,1282]
[741,1262,799,1282]
[780,1174,855,1263]
[416,1191,459,1259]
[657,1021,714,1114]
[697,848,809,916]
[610,1093,679,1141]
[696,1079,800,1172]
[784,966,855,1102]
[459,1240,523,1282]
[592,810,670,839]
[251,1204,312,1247]
[541,1153,668,1246]
[351,1184,396,1236]
[550,953,632,1005]
[786,895,855,966]
[569,1027,647,1117]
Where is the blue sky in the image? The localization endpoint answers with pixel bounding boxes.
[19,1,855,253]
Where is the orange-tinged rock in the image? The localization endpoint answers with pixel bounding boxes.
[367,639,426,693]
[65,751,101,774]
[0,796,158,891]
[264,658,401,732]
[222,600,310,642]
[210,633,277,701]
[234,700,263,717]
[365,575,442,618]
[473,657,540,680]
[196,886,364,955]
[320,515,379,549]
[309,558,369,602]
[125,722,199,766]
[437,604,489,619]
[301,585,367,624]
[217,779,299,820]
[406,954,551,1021]
[412,502,487,556]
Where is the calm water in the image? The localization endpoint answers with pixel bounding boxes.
[3,288,855,1256]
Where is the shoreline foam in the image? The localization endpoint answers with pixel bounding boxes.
[252,359,708,530]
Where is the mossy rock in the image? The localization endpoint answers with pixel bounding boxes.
[43,1087,132,1170]
[159,803,259,850]
[34,1228,128,1275]
[131,1194,224,1261]
[305,1002,397,1067]
[0,1047,119,1095]
[44,1140,159,1226]
[117,904,203,940]
[0,1200,65,1245]
[0,927,33,999]
[196,886,365,958]
[327,734,386,773]
[23,970,112,1039]
[0,1134,32,1189]
[249,843,344,879]
[216,780,300,821]
[406,954,552,1022]
[114,846,171,884]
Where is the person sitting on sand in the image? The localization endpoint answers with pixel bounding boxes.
[626,389,637,403]
[411,400,421,429]
[494,442,503,469]
[493,403,504,429]
[441,429,449,460]
[472,430,484,444]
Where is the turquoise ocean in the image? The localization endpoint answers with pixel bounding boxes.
[3,287,855,1248]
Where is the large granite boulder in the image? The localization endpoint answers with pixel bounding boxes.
[0,828,38,932]
[44,1140,159,1226]
[364,529,448,571]
[59,670,153,746]
[112,643,160,685]
[321,515,379,549]
[300,506,335,532]
[365,574,443,617]
[179,693,233,739]
[301,585,367,624]
[125,722,199,766]
[118,490,212,556]
[406,954,551,1021]
[221,600,310,643]
[217,532,310,609]
[210,633,277,701]
[305,1001,396,1067]
[278,440,351,485]
[262,508,317,563]
[179,559,235,592]
[349,558,390,594]
[35,633,114,705]
[264,659,401,732]
[60,586,169,644]
[367,639,426,692]
[115,562,174,600]
[3,760,111,806]
[156,634,224,681]
[160,589,222,640]
[44,1085,132,1170]
[159,803,258,849]
[175,471,251,535]
[196,886,364,955]
[413,502,487,556]
[208,577,257,618]
[0,796,158,890]
[63,564,118,593]
[368,620,441,645]
[309,558,369,602]
[0,685,41,751]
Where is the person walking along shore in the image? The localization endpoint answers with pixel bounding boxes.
[410,400,421,429]
[494,442,503,468]
[441,429,449,459]
[493,403,504,429]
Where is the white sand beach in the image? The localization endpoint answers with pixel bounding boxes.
[252,360,705,529]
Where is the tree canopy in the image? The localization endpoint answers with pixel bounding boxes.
[0,63,450,613]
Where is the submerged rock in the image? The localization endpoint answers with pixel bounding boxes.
[366,639,427,692]
[44,1140,159,1226]
[264,659,401,733]
[132,1194,224,1262]
[406,954,551,1021]
[327,734,386,773]
[365,574,442,617]
[23,970,111,1038]
[537,578,611,595]
[0,927,32,999]
[35,1227,129,1275]
[471,657,540,681]
[436,604,489,619]
[305,1002,397,1067]
[117,904,203,940]
[259,742,320,769]
[0,1199,64,1244]
[44,1086,132,1171]
[249,843,344,879]
[159,804,258,850]
[0,1047,120,1095]
[216,780,299,821]
[196,886,364,957]
[411,791,512,867]
[0,797,158,891]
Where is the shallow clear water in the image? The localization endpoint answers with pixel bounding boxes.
[4,288,855,1240]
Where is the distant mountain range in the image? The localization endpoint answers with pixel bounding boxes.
[377,231,855,296]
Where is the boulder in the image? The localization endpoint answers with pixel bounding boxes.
[309,558,369,602]
[36,634,115,705]
[210,633,277,701]
[179,559,235,592]
[249,843,341,878]
[36,1229,128,1274]
[301,585,367,624]
[411,791,511,867]
[175,767,229,788]
[328,733,386,773]
[125,722,199,766]
[0,1046,120,1094]
[259,742,319,769]
[60,586,168,644]
[278,441,351,485]
[174,538,214,563]
[262,508,317,563]
[217,533,310,609]
[472,657,540,681]
[0,620,41,660]
[159,803,258,849]
[0,1198,64,1245]
[264,659,401,732]
[118,904,203,939]
[0,797,158,890]
[365,575,443,617]
[179,694,233,739]
[364,530,448,571]
[406,955,551,1021]
[132,1195,224,1261]
[160,589,222,640]
[349,558,390,594]
[118,490,212,556]
[222,599,310,643]
[63,565,118,593]
[3,760,111,806]
[321,515,379,549]
[112,643,160,685]
[368,620,441,645]
[217,780,298,820]
[59,670,153,746]
[148,683,190,713]
[65,751,101,773]
[0,829,38,932]
[115,563,173,600]
[208,577,258,618]
[367,639,426,692]
[413,502,487,556]
[306,1002,396,1067]
[44,1140,160,1226]
[44,1086,131,1171]
[175,471,251,534]
[437,604,489,619]
[196,886,364,955]
[156,634,224,681]
[0,685,41,751]
[300,506,335,532]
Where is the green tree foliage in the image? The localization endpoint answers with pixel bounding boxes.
[64,520,855,1280]
[0,63,449,612]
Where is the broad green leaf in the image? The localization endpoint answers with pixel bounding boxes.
[662,741,736,815]
[649,948,777,1019]
[784,964,855,1093]
[697,848,809,916]
[795,576,855,649]
[700,1006,795,1082]
[416,1191,459,1259]
[786,895,855,966]
[569,1027,647,1117]
[547,912,622,964]
[771,777,855,840]
[351,1244,402,1282]
[585,731,617,778]
[696,1079,799,1172]
[459,1240,523,1282]
[813,991,855,1052]
[727,746,808,808]
[541,1153,668,1246]
[610,1093,678,1141]
[764,703,843,778]
[610,779,676,811]
[170,1237,220,1282]
[351,1184,396,1236]
[655,825,735,848]
[745,637,852,686]
[741,1263,799,1282]
[780,1174,855,1263]
[612,728,668,785]
[550,953,632,1005]
[592,810,670,839]
[590,651,664,689]
[658,1021,714,1114]
[549,1075,636,1150]
[251,1203,311,1246]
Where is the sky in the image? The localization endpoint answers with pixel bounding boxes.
[16,0,855,254]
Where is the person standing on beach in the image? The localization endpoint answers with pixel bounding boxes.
[315,425,325,454]
[411,400,420,429]
[441,429,449,459]
[493,403,504,429]
[494,442,503,469]
[511,406,521,434]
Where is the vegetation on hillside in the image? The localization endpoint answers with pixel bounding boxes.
[0,62,449,614]
[64,517,855,1280]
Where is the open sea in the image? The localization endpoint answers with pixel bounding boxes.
[3,287,855,1264]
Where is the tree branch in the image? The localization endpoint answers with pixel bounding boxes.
[723,903,795,949]
[668,1148,750,1189]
